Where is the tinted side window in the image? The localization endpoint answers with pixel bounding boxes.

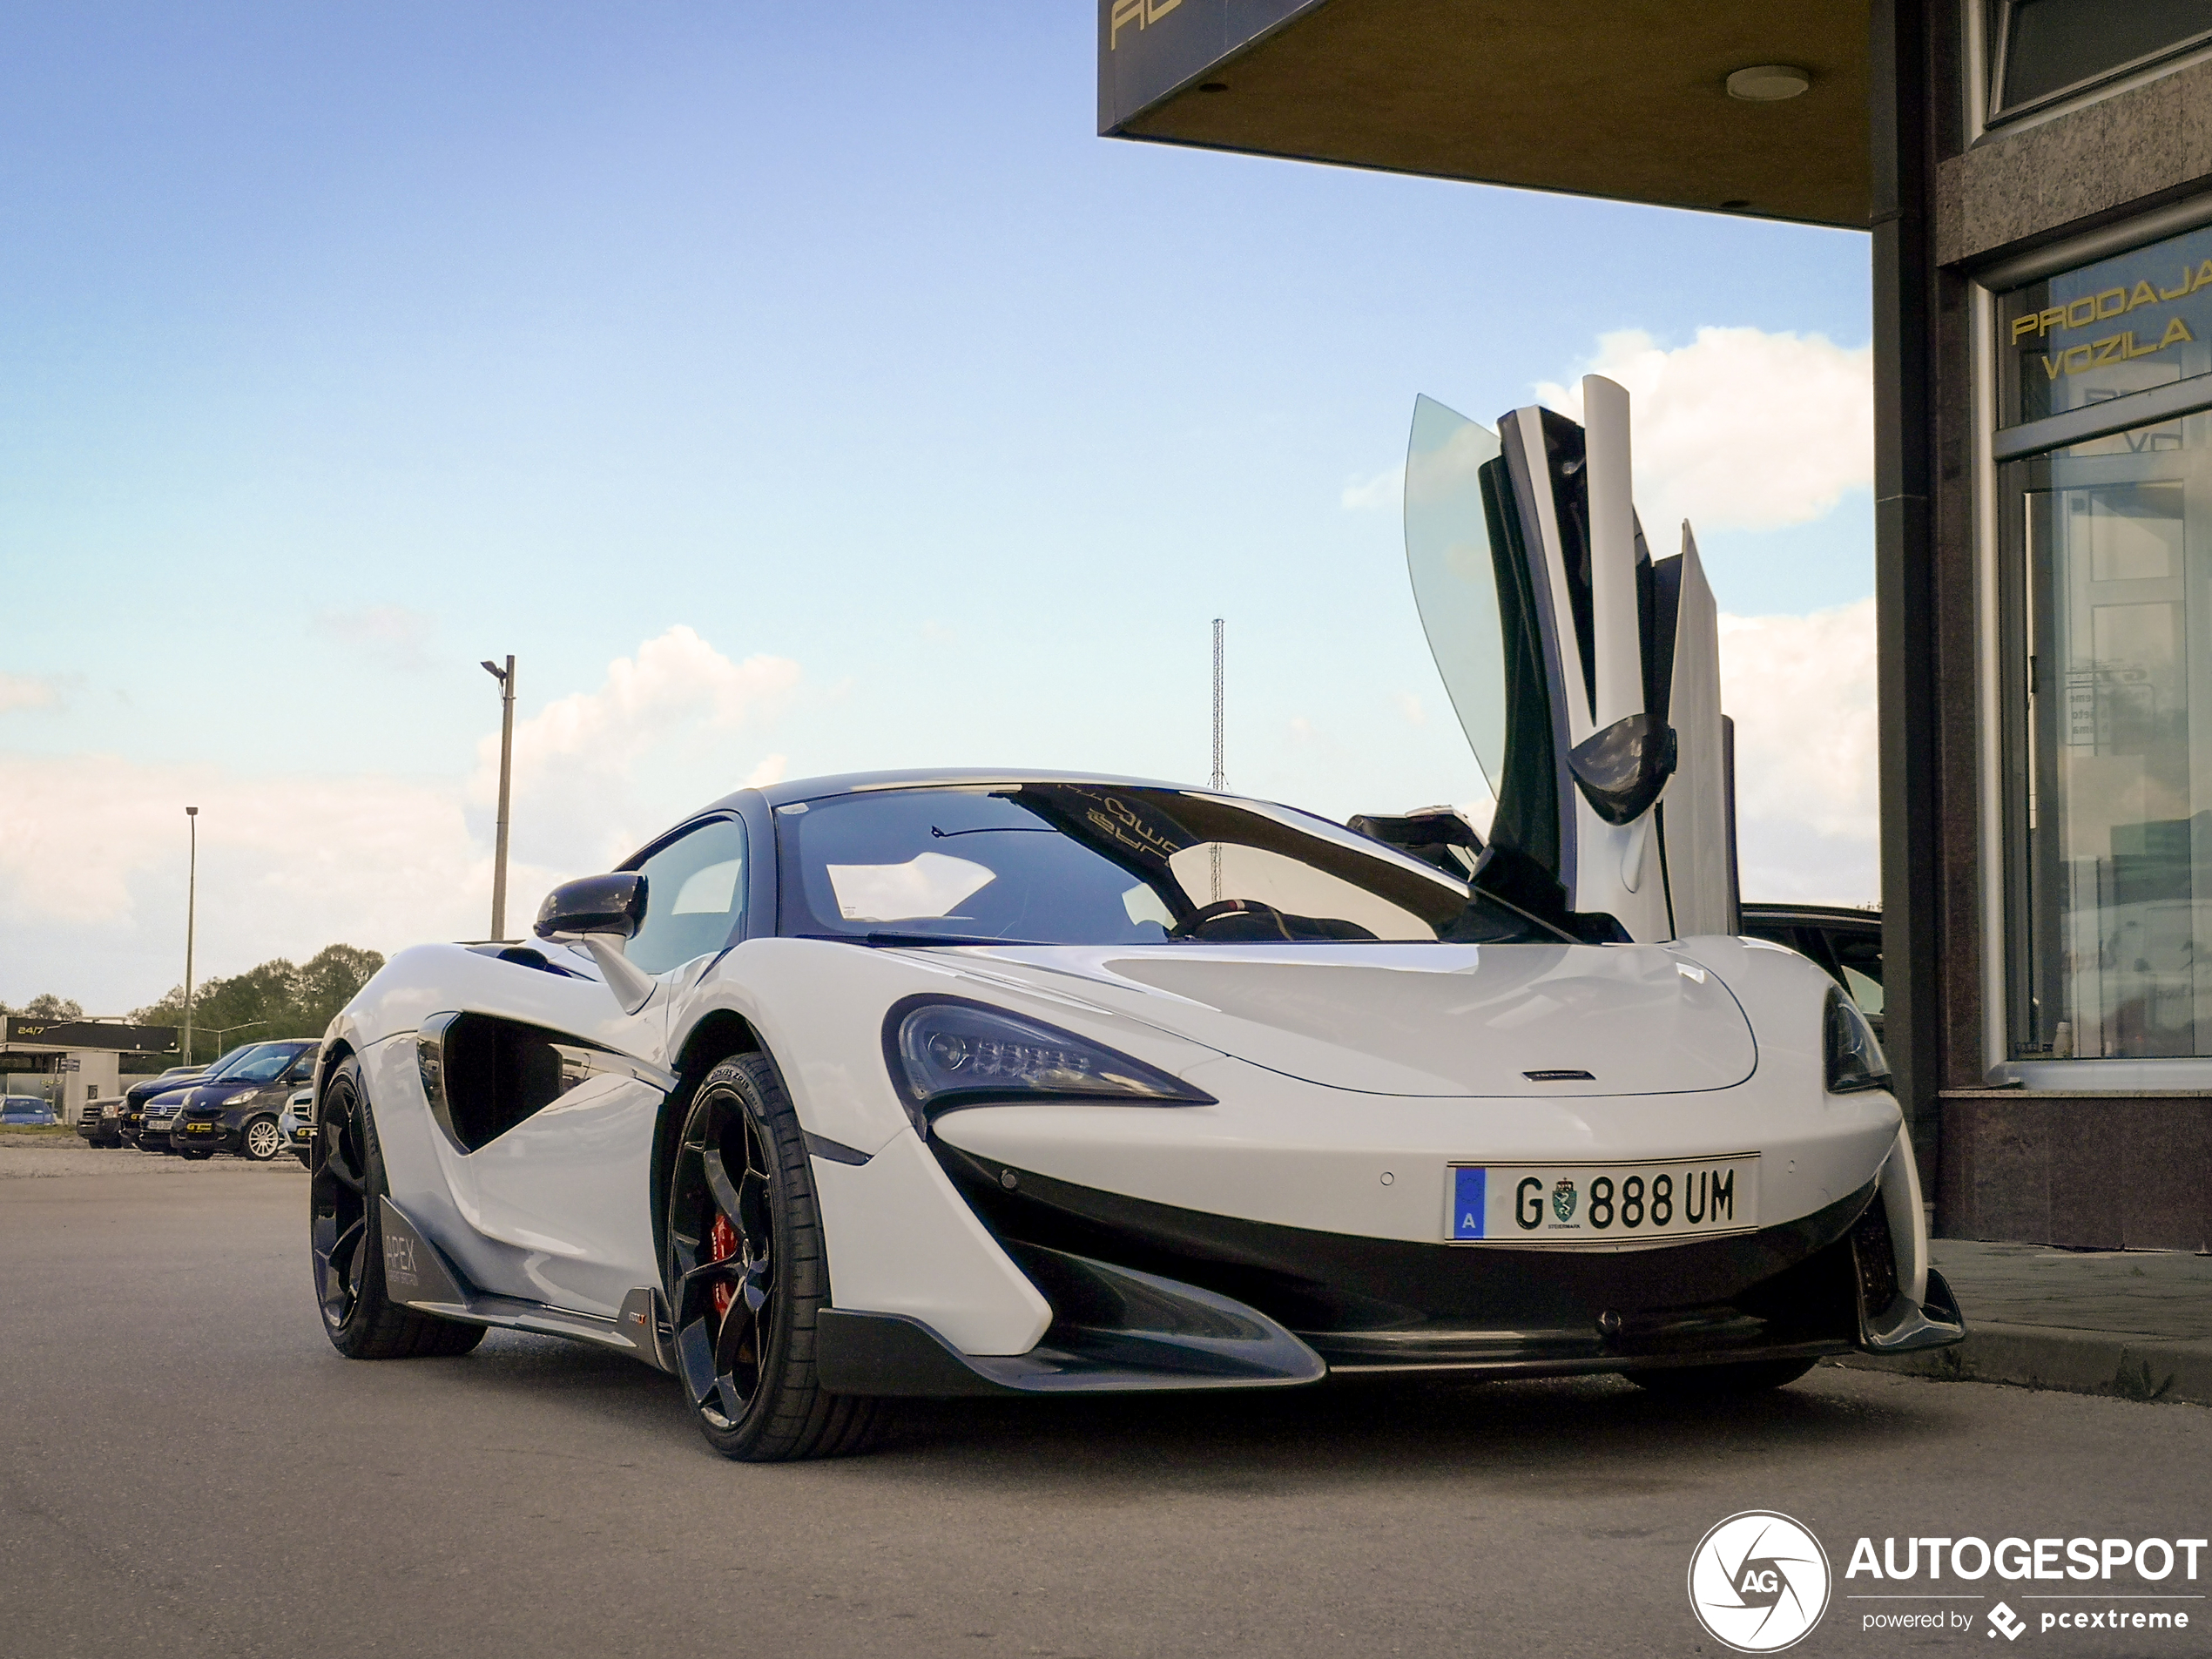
[626,817,748,974]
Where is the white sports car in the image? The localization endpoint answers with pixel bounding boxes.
[308,381,1962,1460]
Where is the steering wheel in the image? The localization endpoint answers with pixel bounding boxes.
[1166,899,1290,941]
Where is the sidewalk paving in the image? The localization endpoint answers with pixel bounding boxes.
[1836,1238,2212,1406]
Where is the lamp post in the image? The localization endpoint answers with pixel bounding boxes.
[192,1018,267,1056]
[1211,619,1225,903]
[183,806,198,1065]
[481,656,516,940]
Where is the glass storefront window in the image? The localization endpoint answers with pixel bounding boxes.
[1998,221,2212,428]
[1999,219,2212,1062]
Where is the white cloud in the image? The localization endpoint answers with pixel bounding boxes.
[1,627,806,1008]
[476,625,800,868]
[314,604,438,670]
[1535,327,1873,535]
[0,672,58,715]
[0,749,496,959]
[745,753,788,788]
[1718,598,1878,904]
[1340,462,1403,511]
[1394,692,1426,727]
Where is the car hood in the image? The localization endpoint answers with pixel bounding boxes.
[926,941,1757,1097]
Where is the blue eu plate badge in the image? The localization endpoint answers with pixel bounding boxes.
[1452,1166,1486,1240]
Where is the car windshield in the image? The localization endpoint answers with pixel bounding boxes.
[777,784,1561,947]
[219,1043,305,1083]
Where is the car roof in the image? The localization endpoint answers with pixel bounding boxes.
[705,767,1205,815]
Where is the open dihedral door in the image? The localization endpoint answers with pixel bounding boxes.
[1402,380,1737,943]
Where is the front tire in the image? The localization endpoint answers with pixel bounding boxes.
[665,1053,887,1461]
[239,1115,282,1162]
[1627,1358,1818,1395]
[312,1057,484,1360]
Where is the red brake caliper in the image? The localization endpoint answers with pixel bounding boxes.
[708,1212,739,1318]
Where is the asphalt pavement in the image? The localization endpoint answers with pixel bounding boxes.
[3,1147,2207,1659]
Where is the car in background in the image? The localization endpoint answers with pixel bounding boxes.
[120,1055,240,1151]
[170,1041,320,1161]
[80,1063,202,1146]
[280,1089,314,1166]
[2,1096,60,1127]
[1741,904,1884,1039]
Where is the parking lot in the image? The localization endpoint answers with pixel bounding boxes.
[2,1143,2205,1659]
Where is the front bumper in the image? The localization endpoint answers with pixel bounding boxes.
[811,1140,1966,1397]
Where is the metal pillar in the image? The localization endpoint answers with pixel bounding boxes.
[482,656,516,940]
[182,806,198,1066]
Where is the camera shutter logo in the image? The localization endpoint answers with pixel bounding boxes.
[1687,1511,1831,1652]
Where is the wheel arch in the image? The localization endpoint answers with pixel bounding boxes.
[651,1008,769,1286]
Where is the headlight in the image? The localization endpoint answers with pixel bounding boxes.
[885,997,1215,1116]
[1824,988,1892,1094]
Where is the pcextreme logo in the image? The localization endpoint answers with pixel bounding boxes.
[1688,1512,1832,1653]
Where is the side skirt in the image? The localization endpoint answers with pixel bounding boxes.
[376,1197,676,1372]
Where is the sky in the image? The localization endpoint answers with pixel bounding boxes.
[0,6,1878,1012]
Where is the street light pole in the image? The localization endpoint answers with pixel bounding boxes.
[1211,620,1225,903]
[183,806,199,1066]
[482,656,516,940]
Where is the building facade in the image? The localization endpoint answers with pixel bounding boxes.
[1099,0,2212,1251]
[0,1017,178,1113]
[1901,2,2212,1251]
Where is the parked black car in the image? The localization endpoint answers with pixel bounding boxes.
[82,1063,201,1147]
[117,1062,229,1150]
[169,1041,319,1161]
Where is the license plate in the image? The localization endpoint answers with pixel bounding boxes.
[187,1123,212,1135]
[292,1127,312,1140]
[1446,1156,1759,1244]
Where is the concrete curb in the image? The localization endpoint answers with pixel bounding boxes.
[1833,1321,2212,1406]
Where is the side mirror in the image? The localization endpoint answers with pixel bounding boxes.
[534,873,655,1015]
[535,873,648,941]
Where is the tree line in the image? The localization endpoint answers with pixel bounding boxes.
[126,944,386,1066]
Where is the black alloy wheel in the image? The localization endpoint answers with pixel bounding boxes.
[665,1053,887,1461]
[311,1057,483,1360]
[240,1115,282,1162]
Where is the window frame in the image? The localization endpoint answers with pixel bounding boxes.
[1986,0,2212,127]
[617,812,752,974]
[1978,202,2212,1087]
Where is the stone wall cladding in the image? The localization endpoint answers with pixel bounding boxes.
[1938,1092,2210,1249]
[1937,56,2212,266]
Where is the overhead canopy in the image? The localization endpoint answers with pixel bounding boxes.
[1097,0,1871,229]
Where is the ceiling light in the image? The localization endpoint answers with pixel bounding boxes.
[1726,64,1811,101]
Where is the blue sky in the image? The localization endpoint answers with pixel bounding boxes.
[0,6,1876,1008]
